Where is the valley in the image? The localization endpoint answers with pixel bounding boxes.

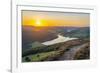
[22,26,90,62]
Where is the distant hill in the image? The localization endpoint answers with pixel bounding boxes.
[61,27,90,38]
[22,26,58,49]
[22,26,90,50]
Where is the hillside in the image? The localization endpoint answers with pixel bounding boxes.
[22,39,89,62]
[22,26,89,49]
[61,27,90,38]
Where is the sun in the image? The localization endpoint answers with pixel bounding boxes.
[35,20,42,27]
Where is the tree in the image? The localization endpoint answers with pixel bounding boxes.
[25,57,31,62]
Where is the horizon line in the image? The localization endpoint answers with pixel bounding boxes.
[22,25,89,27]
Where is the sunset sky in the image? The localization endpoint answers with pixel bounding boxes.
[22,10,90,27]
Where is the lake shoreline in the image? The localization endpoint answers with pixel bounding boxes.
[42,34,77,45]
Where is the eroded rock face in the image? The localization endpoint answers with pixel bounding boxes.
[73,43,90,60]
[44,40,90,61]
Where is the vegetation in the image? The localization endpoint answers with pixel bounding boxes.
[22,27,90,62]
[22,39,90,62]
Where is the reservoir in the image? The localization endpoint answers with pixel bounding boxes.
[42,35,77,45]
